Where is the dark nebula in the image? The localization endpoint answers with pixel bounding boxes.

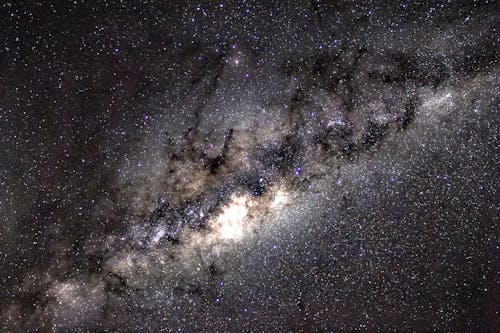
[0,1,498,332]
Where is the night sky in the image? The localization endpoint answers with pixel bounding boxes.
[1,1,498,332]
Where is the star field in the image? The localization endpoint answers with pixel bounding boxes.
[0,1,498,332]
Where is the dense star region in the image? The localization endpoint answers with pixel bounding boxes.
[0,1,498,332]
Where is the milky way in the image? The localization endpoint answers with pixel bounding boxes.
[0,1,498,332]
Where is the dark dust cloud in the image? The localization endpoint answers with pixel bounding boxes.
[0,1,498,332]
